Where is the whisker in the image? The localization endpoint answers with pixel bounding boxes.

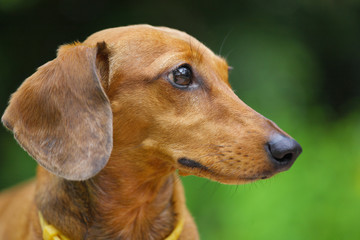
[219,30,232,57]
[225,48,235,59]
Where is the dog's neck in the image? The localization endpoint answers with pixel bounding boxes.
[35,148,181,240]
[88,158,178,240]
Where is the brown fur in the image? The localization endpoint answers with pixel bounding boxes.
[0,25,298,239]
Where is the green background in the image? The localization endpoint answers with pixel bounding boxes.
[0,0,359,239]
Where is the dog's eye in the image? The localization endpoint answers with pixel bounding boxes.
[168,65,193,88]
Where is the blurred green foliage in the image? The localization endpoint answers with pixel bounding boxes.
[0,0,359,239]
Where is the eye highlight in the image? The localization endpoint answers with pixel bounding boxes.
[168,64,193,89]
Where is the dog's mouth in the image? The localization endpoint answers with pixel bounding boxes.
[177,157,273,184]
[178,158,209,171]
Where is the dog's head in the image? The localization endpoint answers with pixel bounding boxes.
[2,25,301,183]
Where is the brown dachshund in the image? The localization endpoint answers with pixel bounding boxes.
[0,25,302,240]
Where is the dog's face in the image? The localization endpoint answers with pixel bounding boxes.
[2,25,301,183]
[85,25,302,184]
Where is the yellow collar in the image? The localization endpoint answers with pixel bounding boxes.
[38,212,70,240]
[39,211,184,240]
[164,217,184,240]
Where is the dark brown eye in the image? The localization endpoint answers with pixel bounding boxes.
[168,65,193,88]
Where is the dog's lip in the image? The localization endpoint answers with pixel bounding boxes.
[177,157,273,184]
[177,158,208,171]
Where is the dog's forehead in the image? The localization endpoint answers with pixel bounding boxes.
[85,25,226,67]
[86,25,202,50]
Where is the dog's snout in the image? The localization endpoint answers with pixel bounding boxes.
[267,134,302,170]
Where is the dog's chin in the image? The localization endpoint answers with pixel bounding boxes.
[177,158,274,185]
[178,168,273,185]
[178,170,251,184]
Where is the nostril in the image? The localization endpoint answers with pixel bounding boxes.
[276,152,293,163]
[267,134,302,168]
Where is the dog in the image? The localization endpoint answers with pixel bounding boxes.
[0,25,302,240]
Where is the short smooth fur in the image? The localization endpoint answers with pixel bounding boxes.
[0,25,302,240]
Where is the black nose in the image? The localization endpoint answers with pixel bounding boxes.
[267,134,302,171]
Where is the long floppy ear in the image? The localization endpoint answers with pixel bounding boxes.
[1,43,113,181]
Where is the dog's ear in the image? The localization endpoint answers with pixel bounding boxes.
[1,42,113,181]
